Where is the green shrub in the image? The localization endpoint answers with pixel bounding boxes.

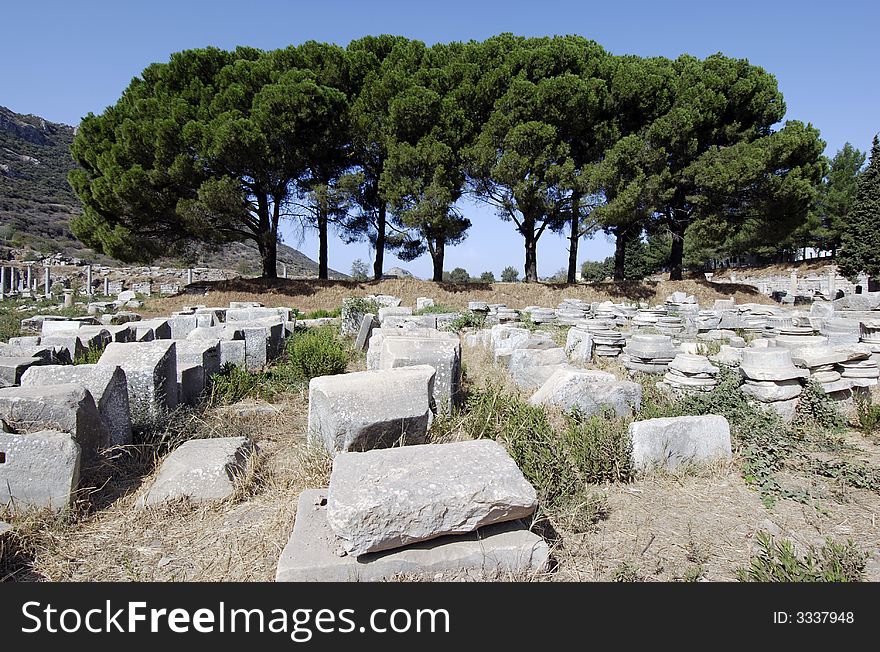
[444,311,486,333]
[856,393,880,433]
[210,363,272,404]
[285,326,350,381]
[463,383,632,506]
[794,380,847,433]
[737,533,866,582]
[294,307,341,320]
[74,343,105,365]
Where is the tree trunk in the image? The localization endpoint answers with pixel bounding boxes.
[669,216,686,281]
[373,203,386,281]
[613,226,627,281]
[260,233,277,279]
[318,210,328,280]
[522,214,538,283]
[431,238,445,283]
[567,192,581,284]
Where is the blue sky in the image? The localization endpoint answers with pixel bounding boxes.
[2,0,877,278]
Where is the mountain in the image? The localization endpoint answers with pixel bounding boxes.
[0,105,345,278]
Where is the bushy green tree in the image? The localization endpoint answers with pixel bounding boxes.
[69,47,349,278]
[480,271,495,283]
[838,136,880,280]
[447,267,470,283]
[816,143,866,254]
[350,258,369,280]
[500,265,520,282]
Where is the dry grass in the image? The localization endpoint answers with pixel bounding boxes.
[3,398,331,582]
[139,277,772,317]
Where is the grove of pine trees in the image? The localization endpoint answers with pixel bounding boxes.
[69,34,849,283]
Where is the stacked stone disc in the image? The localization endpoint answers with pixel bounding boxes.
[632,308,664,331]
[695,310,722,331]
[656,315,685,335]
[526,307,557,325]
[821,317,862,345]
[661,353,719,393]
[738,348,808,421]
[556,299,590,325]
[860,320,880,363]
[622,334,678,373]
[839,357,880,388]
[590,327,626,357]
[790,346,873,399]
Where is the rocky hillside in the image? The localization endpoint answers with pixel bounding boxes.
[0,105,344,278]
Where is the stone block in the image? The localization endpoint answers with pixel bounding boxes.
[308,366,436,454]
[530,368,641,417]
[21,364,132,446]
[0,356,44,388]
[629,415,732,471]
[276,489,549,582]
[326,440,538,556]
[97,341,178,417]
[0,430,81,510]
[0,384,108,461]
[377,336,462,413]
[136,436,255,507]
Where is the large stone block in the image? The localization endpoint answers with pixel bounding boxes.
[308,366,436,454]
[219,340,246,369]
[135,318,171,340]
[0,430,81,510]
[136,437,255,507]
[97,341,178,417]
[564,327,593,362]
[530,368,641,417]
[508,348,569,390]
[326,440,538,556]
[377,336,462,413]
[21,364,132,446]
[276,489,549,582]
[238,320,284,370]
[0,384,108,461]
[0,356,44,388]
[226,307,290,323]
[629,415,732,471]
[38,335,86,362]
[174,340,221,379]
[167,315,198,340]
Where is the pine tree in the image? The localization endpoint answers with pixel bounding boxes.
[838,136,880,281]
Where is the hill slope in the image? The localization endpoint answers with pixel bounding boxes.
[0,105,345,278]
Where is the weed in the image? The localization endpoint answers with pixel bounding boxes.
[737,533,866,582]
[284,326,350,381]
[855,393,880,434]
[74,342,106,365]
[793,380,847,434]
[611,562,643,582]
[463,383,632,507]
[444,311,486,333]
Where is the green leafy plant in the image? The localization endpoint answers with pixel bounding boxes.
[444,311,486,333]
[737,533,866,582]
[855,393,880,434]
[284,326,350,381]
[793,379,846,433]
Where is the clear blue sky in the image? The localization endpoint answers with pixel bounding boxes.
[2,0,877,278]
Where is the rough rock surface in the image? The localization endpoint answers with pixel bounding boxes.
[276,489,549,581]
[326,440,538,556]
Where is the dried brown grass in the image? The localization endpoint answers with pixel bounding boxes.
[5,398,330,582]
[139,277,772,317]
